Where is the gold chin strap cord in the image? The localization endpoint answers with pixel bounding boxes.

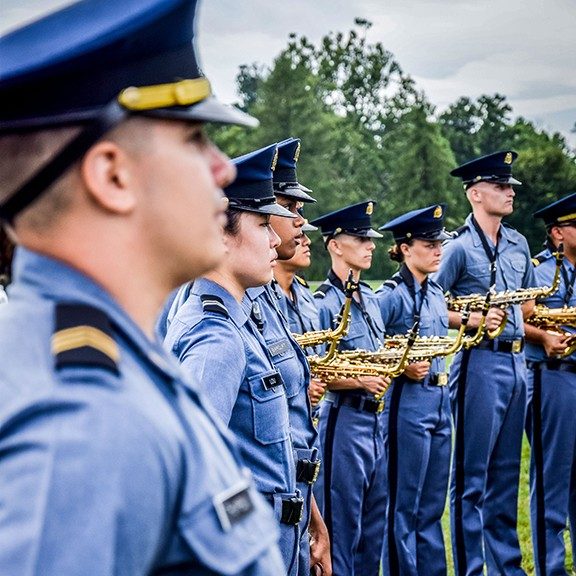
[118,77,212,111]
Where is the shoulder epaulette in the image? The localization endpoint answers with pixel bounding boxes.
[358,280,371,289]
[200,294,229,318]
[294,275,309,288]
[382,273,405,291]
[313,283,331,299]
[53,304,119,373]
[450,224,469,239]
[531,253,547,267]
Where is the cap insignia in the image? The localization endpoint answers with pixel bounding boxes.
[366,202,374,215]
[271,148,279,171]
[294,142,301,162]
[433,205,443,219]
[504,152,513,165]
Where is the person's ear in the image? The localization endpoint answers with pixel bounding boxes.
[80,140,137,215]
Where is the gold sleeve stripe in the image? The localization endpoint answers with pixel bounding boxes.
[52,326,120,362]
[118,78,211,112]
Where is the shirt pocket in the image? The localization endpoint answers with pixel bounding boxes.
[507,256,527,287]
[247,370,290,445]
[177,480,281,574]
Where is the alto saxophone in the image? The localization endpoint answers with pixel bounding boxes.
[527,304,576,357]
[293,270,358,354]
[447,245,564,339]
[308,321,421,401]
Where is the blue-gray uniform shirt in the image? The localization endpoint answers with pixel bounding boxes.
[314,270,384,354]
[432,214,537,339]
[244,284,318,454]
[525,247,576,362]
[271,276,324,357]
[163,278,297,496]
[0,248,283,576]
[376,266,448,375]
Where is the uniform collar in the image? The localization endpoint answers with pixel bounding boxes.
[465,213,518,248]
[191,277,250,327]
[12,246,182,379]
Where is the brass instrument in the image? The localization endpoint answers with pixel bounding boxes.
[293,270,358,354]
[447,245,563,339]
[527,304,576,357]
[307,321,418,396]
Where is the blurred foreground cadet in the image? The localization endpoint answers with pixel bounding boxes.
[0,0,285,574]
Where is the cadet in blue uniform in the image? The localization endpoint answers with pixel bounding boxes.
[274,222,327,407]
[164,144,304,574]
[0,1,285,574]
[244,138,331,576]
[310,200,387,576]
[432,151,536,576]
[524,193,576,576]
[376,204,452,576]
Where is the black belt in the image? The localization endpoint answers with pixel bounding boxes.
[475,338,524,353]
[527,360,576,374]
[296,458,321,484]
[328,392,384,414]
[400,372,448,387]
[428,372,448,386]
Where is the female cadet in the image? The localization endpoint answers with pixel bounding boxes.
[163,144,303,575]
[376,204,452,576]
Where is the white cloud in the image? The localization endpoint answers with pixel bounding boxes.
[3,0,575,145]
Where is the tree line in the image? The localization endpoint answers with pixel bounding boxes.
[208,19,576,281]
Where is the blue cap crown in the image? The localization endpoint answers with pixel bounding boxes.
[380,204,450,241]
[533,192,576,226]
[0,0,258,222]
[273,138,315,203]
[450,150,521,189]
[0,0,257,131]
[310,200,382,239]
[224,144,294,218]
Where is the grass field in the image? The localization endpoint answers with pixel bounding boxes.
[441,437,574,575]
[307,279,574,574]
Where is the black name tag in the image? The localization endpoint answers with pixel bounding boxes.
[268,338,291,358]
[213,481,255,531]
[262,372,284,390]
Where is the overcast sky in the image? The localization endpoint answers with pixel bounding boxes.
[2,0,575,147]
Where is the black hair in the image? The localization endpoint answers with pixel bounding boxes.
[224,208,243,236]
[388,239,414,263]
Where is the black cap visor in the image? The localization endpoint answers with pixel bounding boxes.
[229,200,296,218]
[273,182,316,203]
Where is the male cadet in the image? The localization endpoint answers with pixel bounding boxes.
[310,201,387,576]
[274,221,328,408]
[432,151,536,576]
[524,192,576,576]
[243,137,332,576]
[0,1,285,574]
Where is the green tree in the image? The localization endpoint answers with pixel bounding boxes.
[439,94,514,164]
[508,118,576,252]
